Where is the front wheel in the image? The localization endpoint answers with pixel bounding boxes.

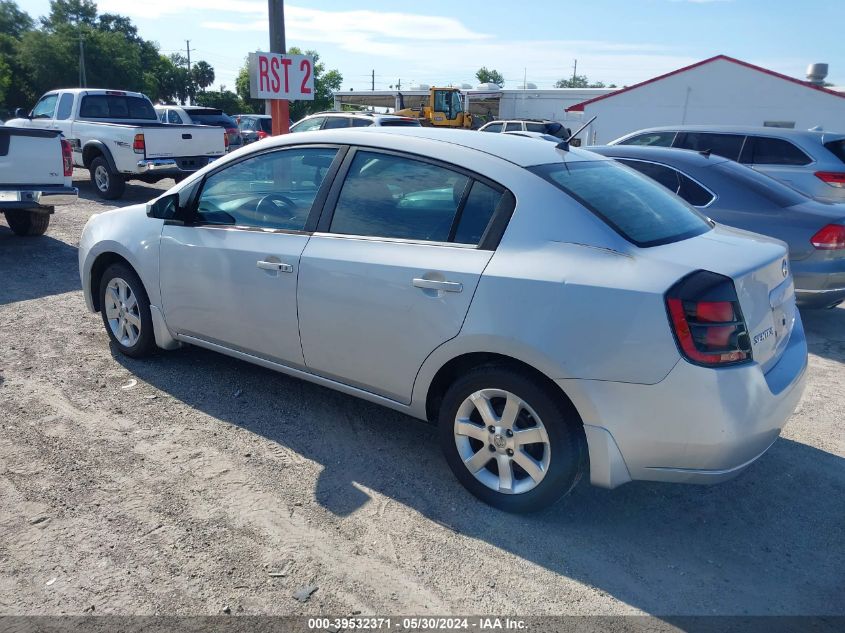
[98,263,156,358]
[4,209,50,236]
[438,366,586,513]
[90,156,126,200]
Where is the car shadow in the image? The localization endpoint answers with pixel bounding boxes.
[0,224,80,306]
[73,172,171,208]
[800,305,845,364]
[114,344,845,616]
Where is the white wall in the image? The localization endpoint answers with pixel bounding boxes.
[497,89,614,123]
[577,58,845,144]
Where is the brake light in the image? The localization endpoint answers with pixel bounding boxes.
[815,171,845,188]
[223,131,229,149]
[133,133,145,154]
[810,224,845,250]
[60,139,73,176]
[665,271,752,367]
[257,130,269,140]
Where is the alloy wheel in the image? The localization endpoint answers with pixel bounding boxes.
[104,277,141,347]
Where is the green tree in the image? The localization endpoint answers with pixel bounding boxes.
[40,0,97,30]
[0,0,33,37]
[192,60,215,93]
[0,1,35,112]
[195,89,241,113]
[475,67,504,87]
[555,74,616,89]
[235,57,263,114]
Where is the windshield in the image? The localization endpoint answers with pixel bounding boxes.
[713,161,808,208]
[79,95,157,120]
[530,160,712,247]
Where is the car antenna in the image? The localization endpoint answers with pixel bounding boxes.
[556,115,596,152]
[699,149,712,158]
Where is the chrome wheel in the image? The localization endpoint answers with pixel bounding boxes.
[94,165,110,192]
[453,389,551,495]
[104,277,141,347]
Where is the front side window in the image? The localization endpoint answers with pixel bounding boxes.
[291,117,325,132]
[740,137,812,166]
[350,118,373,127]
[674,132,744,160]
[481,122,503,133]
[619,131,675,147]
[56,94,74,120]
[330,151,479,243]
[530,160,712,247]
[196,147,338,230]
[32,94,58,119]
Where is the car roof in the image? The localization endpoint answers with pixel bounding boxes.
[302,111,412,119]
[273,127,603,167]
[616,124,845,142]
[589,144,733,167]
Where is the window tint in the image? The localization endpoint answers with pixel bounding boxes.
[620,131,675,147]
[505,122,523,132]
[619,159,681,192]
[31,94,58,119]
[674,132,744,160]
[291,117,324,132]
[824,139,845,164]
[350,118,373,127]
[55,93,74,120]
[525,122,546,133]
[323,117,349,129]
[196,148,338,230]
[740,137,812,166]
[678,174,715,207]
[79,95,157,120]
[190,113,235,127]
[530,161,711,247]
[452,181,503,245]
[713,161,807,208]
[379,118,420,127]
[481,122,503,133]
[258,118,272,133]
[330,151,470,242]
[168,110,184,124]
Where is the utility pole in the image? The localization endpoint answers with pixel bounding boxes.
[185,40,192,105]
[572,59,577,84]
[371,70,375,91]
[268,0,290,134]
[78,33,87,88]
[397,78,401,90]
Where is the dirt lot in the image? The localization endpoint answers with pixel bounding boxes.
[1,171,843,617]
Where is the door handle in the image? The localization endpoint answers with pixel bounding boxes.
[257,260,294,273]
[412,278,463,293]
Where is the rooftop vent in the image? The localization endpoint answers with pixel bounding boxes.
[806,63,829,85]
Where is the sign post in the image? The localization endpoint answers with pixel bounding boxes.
[268,0,290,135]
[249,51,315,133]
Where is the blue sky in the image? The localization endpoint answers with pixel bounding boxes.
[19,0,845,92]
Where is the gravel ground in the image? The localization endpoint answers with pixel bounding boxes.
[0,170,843,617]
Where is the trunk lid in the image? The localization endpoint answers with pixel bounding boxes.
[0,128,64,187]
[140,124,226,160]
[648,225,796,372]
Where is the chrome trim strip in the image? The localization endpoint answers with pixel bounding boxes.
[311,231,479,249]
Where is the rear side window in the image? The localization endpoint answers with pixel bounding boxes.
[619,131,675,147]
[740,137,811,166]
[452,181,503,245]
[350,118,373,127]
[674,132,744,160]
[530,161,712,247]
[56,94,74,120]
[168,110,184,124]
[323,117,349,129]
[79,95,157,120]
[678,175,715,207]
[481,122,503,133]
[823,139,845,163]
[526,123,546,133]
[504,122,523,132]
[291,117,325,132]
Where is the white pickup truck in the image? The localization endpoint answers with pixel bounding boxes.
[6,89,226,200]
[0,126,77,236]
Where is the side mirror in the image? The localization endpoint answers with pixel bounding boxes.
[14,108,29,119]
[146,192,179,220]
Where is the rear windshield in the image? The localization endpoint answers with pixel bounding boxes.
[79,95,157,120]
[190,113,236,128]
[379,119,421,127]
[530,160,712,247]
[258,118,272,133]
[712,161,808,208]
[824,139,845,163]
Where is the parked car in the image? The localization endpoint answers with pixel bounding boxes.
[236,114,273,145]
[610,125,845,203]
[479,119,571,139]
[0,126,77,236]
[290,111,421,132]
[155,105,243,152]
[79,129,807,512]
[590,145,845,309]
[6,90,226,199]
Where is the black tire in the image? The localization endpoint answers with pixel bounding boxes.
[89,156,126,200]
[438,365,586,513]
[4,209,50,236]
[98,262,156,358]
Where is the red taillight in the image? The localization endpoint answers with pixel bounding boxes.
[257,130,269,140]
[60,139,73,177]
[133,133,145,154]
[223,131,229,149]
[810,224,845,250]
[666,272,751,367]
[815,171,845,188]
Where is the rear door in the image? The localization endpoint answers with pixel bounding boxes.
[297,148,511,402]
[673,132,745,161]
[142,124,226,160]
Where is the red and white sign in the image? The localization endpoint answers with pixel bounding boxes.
[248,51,315,100]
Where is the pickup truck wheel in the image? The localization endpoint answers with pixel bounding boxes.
[4,209,50,236]
[99,263,155,358]
[438,366,585,513]
[90,157,125,200]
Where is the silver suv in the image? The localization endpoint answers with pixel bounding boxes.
[290,111,421,132]
[611,125,845,202]
[479,119,570,138]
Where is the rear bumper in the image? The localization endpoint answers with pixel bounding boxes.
[560,313,808,489]
[0,185,78,209]
[793,259,845,308]
[136,156,217,175]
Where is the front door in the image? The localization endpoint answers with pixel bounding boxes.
[159,145,341,366]
[297,149,509,402]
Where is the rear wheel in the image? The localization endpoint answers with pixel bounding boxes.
[438,366,585,513]
[90,156,125,200]
[4,209,51,236]
[98,263,155,358]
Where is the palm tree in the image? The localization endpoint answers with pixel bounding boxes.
[191,61,215,93]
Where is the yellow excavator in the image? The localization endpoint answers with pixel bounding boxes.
[394,87,473,129]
